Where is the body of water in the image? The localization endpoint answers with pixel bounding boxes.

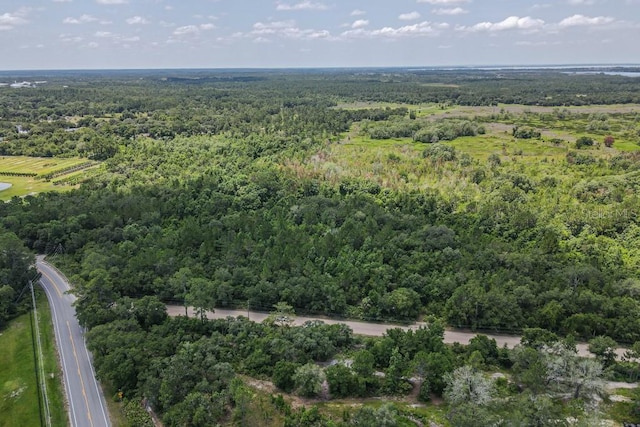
[0,182,12,191]
[566,71,640,78]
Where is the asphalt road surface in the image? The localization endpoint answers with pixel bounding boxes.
[166,305,629,359]
[37,256,111,427]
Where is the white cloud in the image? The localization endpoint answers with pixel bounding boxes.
[307,30,331,39]
[352,19,369,29]
[126,16,149,25]
[342,21,447,39]
[418,0,469,4]
[171,23,216,37]
[351,9,366,16]
[432,7,468,15]
[53,0,72,2]
[462,16,545,32]
[558,14,614,27]
[276,1,328,11]
[63,14,98,24]
[90,29,142,48]
[59,33,83,43]
[96,0,128,4]
[0,12,28,30]
[174,25,200,36]
[87,42,99,48]
[252,20,296,35]
[399,11,421,21]
[515,40,561,46]
[251,20,332,40]
[568,0,597,4]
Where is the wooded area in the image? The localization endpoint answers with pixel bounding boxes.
[1,68,640,425]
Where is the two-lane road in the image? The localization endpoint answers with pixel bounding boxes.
[37,256,111,427]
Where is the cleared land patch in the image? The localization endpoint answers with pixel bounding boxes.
[0,156,97,200]
[287,104,640,215]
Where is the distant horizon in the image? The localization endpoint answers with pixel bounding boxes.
[1,63,640,75]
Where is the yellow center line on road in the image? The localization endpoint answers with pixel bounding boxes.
[40,269,63,298]
[67,321,94,427]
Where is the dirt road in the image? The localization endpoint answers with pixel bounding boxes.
[166,305,629,359]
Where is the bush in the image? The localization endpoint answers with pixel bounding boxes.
[123,399,154,427]
[604,135,615,148]
[575,136,594,149]
[273,361,300,393]
[512,126,541,139]
[488,153,502,167]
[423,144,457,163]
[414,120,484,143]
[326,364,361,398]
[293,363,325,398]
[418,380,431,402]
[566,151,596,165]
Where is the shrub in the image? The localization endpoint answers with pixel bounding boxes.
[575,136,594,149]
[423,144,457,163]
[293,363,325,398]
[512,126,541,139]
[603,135,615,148]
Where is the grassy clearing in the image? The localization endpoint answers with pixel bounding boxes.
[0,289,67,427]
[316,398,450,426]
[0,156,87,175]
[0,156,98,200]
[0,176,67,200]
[334,101,455,117]
[290,103,639,192]
[235,376,449,427]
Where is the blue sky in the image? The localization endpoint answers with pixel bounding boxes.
[1,0,639,69]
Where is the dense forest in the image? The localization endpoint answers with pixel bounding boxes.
[1,68,640,425]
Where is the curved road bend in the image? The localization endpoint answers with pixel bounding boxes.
[166,305,629,360]
[37,256,111,427]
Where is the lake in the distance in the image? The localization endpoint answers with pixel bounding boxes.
[0,183,12,191]
[568,71,640,77]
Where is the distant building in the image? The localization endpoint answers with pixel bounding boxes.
[10,81,35,88]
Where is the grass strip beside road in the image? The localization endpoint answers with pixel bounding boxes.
[0,289,67,427]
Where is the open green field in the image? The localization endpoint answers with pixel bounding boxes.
[334,101,456,117]
[0,156,88,175]
[335,102,640,117]
[0,176,64,200]
[0,156,97,200]
[0,290,67,427]
[293,104,640,193]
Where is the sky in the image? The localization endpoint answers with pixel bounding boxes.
[1,0,639,70]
